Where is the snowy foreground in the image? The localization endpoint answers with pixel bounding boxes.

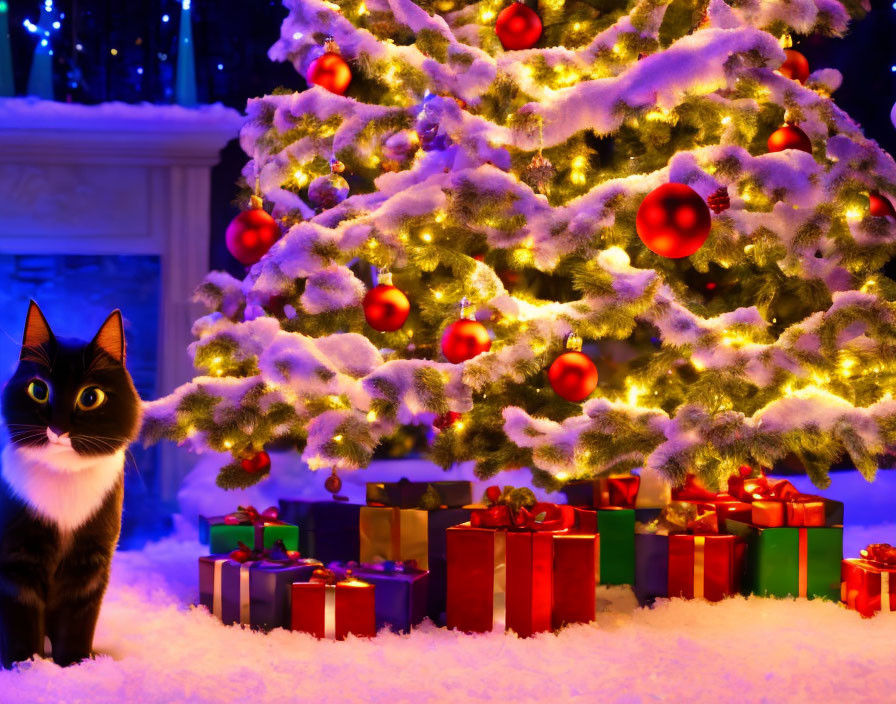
[1,527,895,704]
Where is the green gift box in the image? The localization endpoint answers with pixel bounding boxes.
[597,508,635,586]
[208,506,299,555]
[724,519,842,600]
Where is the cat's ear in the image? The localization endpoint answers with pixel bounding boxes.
[91,310,126,364]
[21,300,55,359]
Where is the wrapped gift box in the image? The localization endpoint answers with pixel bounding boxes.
[278,499,361,564]
[725,519,842,600]
[329,562,429,633]
[841,544,896,618]
[597,508,635,586]
[359,505,471,624]
[207,506,298,555]
[634,532,669,605]
[726,469,844,528]
[446,524,554,637]
[292,578,376,639]
[552,534,597,628]
[668,533,742,601]
[366,478,473,509]
[198,514,224,545]
[560,476,640,510]
[198,553,320,630]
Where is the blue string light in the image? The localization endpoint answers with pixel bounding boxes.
[162,14,169,23]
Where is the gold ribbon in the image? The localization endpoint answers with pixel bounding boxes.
[883,571,892,613]
[324,584,336,639]
[798,528,808,598]
[693,536,705,599]
[595,534,601,585]
[212,558,226,619]
[492,530,507,632]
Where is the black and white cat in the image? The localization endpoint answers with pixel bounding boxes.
[0,301,141,668]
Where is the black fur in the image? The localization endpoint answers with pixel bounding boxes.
[0,302,140,668]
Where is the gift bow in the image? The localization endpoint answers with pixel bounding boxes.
[228,539,311,567]
[672,474,725,502]
[471,487,570,531]
[861,543,896,568]
[727,467,799,503]
[656,501,720,535]
[223,505,283,527]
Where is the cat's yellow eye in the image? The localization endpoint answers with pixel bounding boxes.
[76,386,106,411]
[26,379,49,404]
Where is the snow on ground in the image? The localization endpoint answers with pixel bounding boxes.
[1,527,895,703]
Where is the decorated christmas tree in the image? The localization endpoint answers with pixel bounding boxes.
[144,0,896,494]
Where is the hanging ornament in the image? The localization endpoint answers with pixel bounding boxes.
[495,2,543,51]
[441,298,492,364]
[707,186,731,214]
[363,271,410,332]
[523,152,555,194]
[548,333,598,403]
[307,37,352,95]
[636,183,712,258]
[308,158,350,210]
[433,411,461,431]
[226,194,282,266]
[767,124,812,154]
[778,49,810,84]
[240,450,271,474]
[869,192,896,218]
[324,470,343,495]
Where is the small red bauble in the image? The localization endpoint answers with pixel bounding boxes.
[706,186,730,214]
[324,472,343,494]
[308,52,352,95]
[363,284,410,332]
[226,209,282,266]
[767,124,812,155]
[778,49,810,84]
[241,450,271,474]
[433,411,461,430]
[441,319,491,363]
[548,351,598,402]
[495,2,543,51]
[636,183,712,258]
[869,192,896,218]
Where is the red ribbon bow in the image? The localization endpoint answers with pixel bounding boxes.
[727,467,798,503]
[861,543,896,568]
[223,505,283,527]
[672,474,724,502]
[518,502,570,532]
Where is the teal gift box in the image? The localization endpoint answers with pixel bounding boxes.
[209,506,299,555]
[597,508,635,586]
[724,519,842,600]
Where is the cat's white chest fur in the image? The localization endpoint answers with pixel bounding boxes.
[1,444,123,532]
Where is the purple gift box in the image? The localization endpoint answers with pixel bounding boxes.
[199,555,321,630]
[634,533,669,605]
[329,562,429,633]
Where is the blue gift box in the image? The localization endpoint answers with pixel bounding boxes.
[329,562,429,633]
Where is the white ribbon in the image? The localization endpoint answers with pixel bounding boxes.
[324,584,337,639]
[240,563,252,625]
[212,559,226,619]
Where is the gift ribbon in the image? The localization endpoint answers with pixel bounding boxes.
[324,584,337,639]
[240,562,253,625]
[493,530,507,632]
[224,505,284,527]
[693,536,705,600]
[798,528,808,599]
[595,535,601,585]
[883,572,892,613]
[212,558,227,619]
[861,543,896,568]
[594,477,639,509]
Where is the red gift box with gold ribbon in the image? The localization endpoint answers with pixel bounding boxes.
[661,503,744,602]
[841,544,896,618]
[727,467,840,528]
[447,493,594,636]
[291,568,376,640]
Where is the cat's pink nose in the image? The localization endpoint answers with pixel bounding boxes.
[46,428,71,445]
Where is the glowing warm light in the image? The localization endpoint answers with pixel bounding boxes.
[454,421,465,431]
[845,207,863,222]
[358,1,367,13]
[368,239,378,249]
[294,169,309,187]
[627,384,643,406]
[333,434,344,443]
[531,341,547,355]
[223,440,233,449]
[434,210,446,222]
[556,471,570,481]
[367,410,377,422]
[421,231,433,243]
[434,290,444,300]
[480,8,495,21]
[721,115,732,125]
[692,358,706,372]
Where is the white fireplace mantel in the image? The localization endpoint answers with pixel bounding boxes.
[0,98,244,499]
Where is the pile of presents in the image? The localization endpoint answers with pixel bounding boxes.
[197,469,895,639]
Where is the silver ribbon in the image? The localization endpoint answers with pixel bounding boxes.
[324,584,337,639]
[492,531,507,632]
[212,558,226,619]
[240,562,252,625]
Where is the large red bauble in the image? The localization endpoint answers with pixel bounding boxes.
[241,450,271,474]
[226,209,282,266]
[441,319,491,363]
[495,2,543,51]
[307,52,352,95]
[869,192,896,218]
[635,183,711,258]
[548,351,598,402]
[778,49,810,84]
[363,284,410,332]
[767,124,812,154]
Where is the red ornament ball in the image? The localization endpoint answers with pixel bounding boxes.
[548,351,598,402]
[324,472,343,494]
[495,2,543,51]
[869,192,896,218]
[778,49,810,84]
[241,450,271,474]
[308,52,352,95]
[363,284,410,332]
[636,183,712,258]
[767,124,812,154]
[441,319,491,363]
[226,209,281,266]
[433,411,461,430]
